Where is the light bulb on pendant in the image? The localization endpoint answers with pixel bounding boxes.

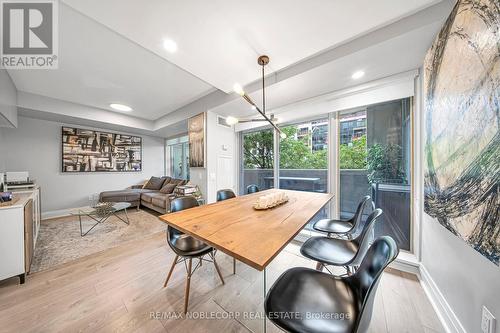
[226,116,239,126]
[233,83,245,96]
[280,132,287,139]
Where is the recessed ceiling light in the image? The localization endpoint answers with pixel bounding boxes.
[163,39,177,53]
[110,103,133,112]
[352,71,365,79]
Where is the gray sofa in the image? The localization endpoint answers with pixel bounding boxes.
[99,176,187,214]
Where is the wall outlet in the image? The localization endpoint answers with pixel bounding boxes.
[481,306,496,333]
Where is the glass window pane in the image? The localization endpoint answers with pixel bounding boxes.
[279,118,329,230]
[167,135,190,180]
[278,119,328,192]
[241,129,274,194]
[339,98,412,251]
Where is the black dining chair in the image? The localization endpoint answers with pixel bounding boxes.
[216,189,238,274]
[265,236,399,333]
[163,196,225,314]
[216,189,236,201]
[313,195,373,239]
[246,184,260,194]
[301,208,383,275]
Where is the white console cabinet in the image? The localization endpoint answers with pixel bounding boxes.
[0,187,41,284]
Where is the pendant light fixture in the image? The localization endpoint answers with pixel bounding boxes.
[228,55,286,139]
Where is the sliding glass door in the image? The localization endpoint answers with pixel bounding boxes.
[338,98,412,251]
[278,118,328,193]
[241,128,274,193]
[278,118,329,229]
[166,136,190,180]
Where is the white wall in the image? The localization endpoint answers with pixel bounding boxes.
[421,214,500,333]
[186,112,237,204]
[0,127,5,173]
[189,168,207,202]
[2,116,165,216]
[0,69,18,128]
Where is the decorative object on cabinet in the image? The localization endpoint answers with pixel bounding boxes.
[4,171,36,191]
[0,191,13,202]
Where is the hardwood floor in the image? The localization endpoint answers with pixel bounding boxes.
[0,231,444,333]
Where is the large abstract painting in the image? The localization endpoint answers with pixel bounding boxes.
[188,113,205,168]
[423,0,499,265]
[62,127,142,172]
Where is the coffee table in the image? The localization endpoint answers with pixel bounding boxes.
[71,202,131,236]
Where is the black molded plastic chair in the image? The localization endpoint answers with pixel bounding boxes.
[246,184,260,194]
[301,208,383,274]
[216,189,236,201]
[163,197,225,313]
[313,195,372,239]
[216,189,237,273]
[265,236,399,333]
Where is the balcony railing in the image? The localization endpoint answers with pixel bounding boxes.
[242,168,411,250]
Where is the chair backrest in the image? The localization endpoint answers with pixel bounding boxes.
[170,196,199,213]
[246,184,260,194]
[349,196,373,236]
[168,196,199,242]
[349,236,399,333]
[350,208,383,266]
[217,189,236,201]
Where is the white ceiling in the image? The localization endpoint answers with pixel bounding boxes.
[5,0,453,136]
[61,0,441,92]
[211,20,443,118]
[7,4,214,121]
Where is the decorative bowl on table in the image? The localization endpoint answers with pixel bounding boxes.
[93,202,114,215]
[253,192,289,210]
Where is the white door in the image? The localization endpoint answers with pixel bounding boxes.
[216,155,234,191]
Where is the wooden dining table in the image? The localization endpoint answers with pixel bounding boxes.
[159,189,333,271]
[158,188,334,332]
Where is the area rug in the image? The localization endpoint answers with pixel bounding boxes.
[31,209,167,273]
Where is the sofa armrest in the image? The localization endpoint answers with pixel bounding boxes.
[165,194,177,213]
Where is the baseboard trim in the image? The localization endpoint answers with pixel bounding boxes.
[418,265,466,333]
[390,255,420,275]
[42,208,73,220]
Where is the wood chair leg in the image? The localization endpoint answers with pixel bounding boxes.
[184,258,192,314]
[316,262,324,271]
[213,255,225,285]
[163,255,179,288]
[233,258,236,274]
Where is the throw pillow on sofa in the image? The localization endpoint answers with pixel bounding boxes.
[160,183,177,194]
[143,176,166,190]
[170,178,186,186]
